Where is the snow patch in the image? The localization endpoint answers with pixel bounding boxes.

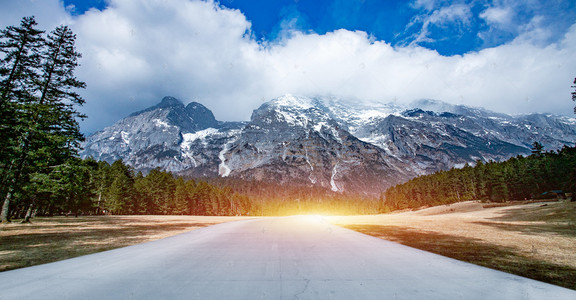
[120,131,130,144]
[330,161,340,192]
[181,128,218,148]
[219,139,237,177]
[273,94,315,110]
[304,146,316,184]
[153,119,171,128]
[278,110,308,127]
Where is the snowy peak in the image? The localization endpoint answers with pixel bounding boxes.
[409,98,509,119]
[251,95,333,131]
[81,94,576,194]
[80,96,236,172]
[268,94,317,110]
[126,97,218,133]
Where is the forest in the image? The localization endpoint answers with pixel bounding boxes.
[384,144,576,210]
[2,157,383,218]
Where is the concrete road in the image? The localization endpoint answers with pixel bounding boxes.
[0,216,574,299]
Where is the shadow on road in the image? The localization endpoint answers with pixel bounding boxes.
[343,224,576,290]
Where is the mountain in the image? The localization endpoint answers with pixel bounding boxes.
[80,95,576,194]
[81,96,244,174]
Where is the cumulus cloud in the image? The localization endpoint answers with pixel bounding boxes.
[1,0,575,134]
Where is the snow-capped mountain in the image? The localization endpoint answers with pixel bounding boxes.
[81,95,576,193]
[81,96,244,174]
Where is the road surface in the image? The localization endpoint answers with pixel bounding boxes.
[0,216,574,299]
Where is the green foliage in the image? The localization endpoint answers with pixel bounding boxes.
[384,146,576,208]
[0,17,85,222]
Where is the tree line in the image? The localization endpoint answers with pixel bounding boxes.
[384,144,576,210]
[4,157,383,218]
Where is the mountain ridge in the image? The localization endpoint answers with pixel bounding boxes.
[80,95,576,194]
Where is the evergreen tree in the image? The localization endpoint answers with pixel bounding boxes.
[173,177,190,215]
[89,160,112,214]
[0,19,85,222]
[0,17,44,222]
[531,141,544,156]
[104,161,134,215]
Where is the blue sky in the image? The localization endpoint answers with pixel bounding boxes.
[2,0,575,133]
[63,0,576,55]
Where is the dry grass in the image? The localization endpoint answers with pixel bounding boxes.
[329,201,576,290]
[0,215,251,272]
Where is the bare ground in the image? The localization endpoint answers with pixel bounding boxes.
[0,215,251,272]
[328,200,576,290]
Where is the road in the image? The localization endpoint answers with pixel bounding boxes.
[0,216,574,299]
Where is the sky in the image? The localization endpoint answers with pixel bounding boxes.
[1,0,575,134]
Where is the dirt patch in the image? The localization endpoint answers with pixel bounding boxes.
[0,215,252,272]
[329,201,576,290]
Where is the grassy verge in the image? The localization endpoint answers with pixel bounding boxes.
[0,215,247,272]
[343,224,576,290]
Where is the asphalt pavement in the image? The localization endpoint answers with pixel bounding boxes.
[0,216,574,299]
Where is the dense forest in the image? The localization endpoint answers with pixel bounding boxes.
[3,158,382,218]
[384,144,576,210]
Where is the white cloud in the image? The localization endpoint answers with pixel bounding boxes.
[1,0,575,134]
[411,0,437,11]
[480,6,512,27]
[405,3,473,45]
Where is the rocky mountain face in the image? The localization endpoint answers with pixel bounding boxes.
[81,95,576,194]
[81,96,244,175]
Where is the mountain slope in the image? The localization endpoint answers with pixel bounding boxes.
[212,95,413,192]
[80,95,576,193]
[81,96,242,173]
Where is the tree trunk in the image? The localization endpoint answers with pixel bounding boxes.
[21,201,34,223]
[1,192,12,223]
[96,191,102,215]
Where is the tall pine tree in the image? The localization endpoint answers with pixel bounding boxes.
[0,17,45,223]
[0,18,85,222]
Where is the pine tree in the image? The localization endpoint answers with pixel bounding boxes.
[531,141,544,156]
[104,161,134,214]
[0,19,86,222]
[0,17,44,222]
[90,160,112,214]
[51,158,94,217]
